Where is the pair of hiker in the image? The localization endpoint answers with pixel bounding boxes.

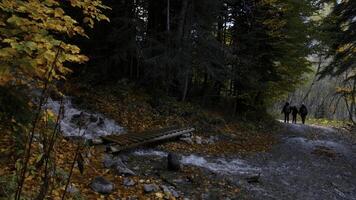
[282,102,308,124]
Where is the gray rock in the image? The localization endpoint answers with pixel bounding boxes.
[123,177,136,187]
[169,187,180,198]
[180,137,193,144]
[103,155,135,176]
[67,184,78,194]
[112,160,135,176]
[103,155,115,168]
[143,184,159,193]
[181,133,192,138]
[160,185,171,194]
[118,154,129,163]
[160,185,180,198]
[90,138,103,145]
[195,136,202,144]
[167,153,181,171]
[90,176,114,194]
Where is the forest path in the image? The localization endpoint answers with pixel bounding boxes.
[240,122,356,200]
[127,122,356,199]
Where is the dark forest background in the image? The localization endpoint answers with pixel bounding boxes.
[70,0,318,117]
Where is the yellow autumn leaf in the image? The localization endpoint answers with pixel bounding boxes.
[54,8,65,18]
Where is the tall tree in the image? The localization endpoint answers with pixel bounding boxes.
[321,0,356,123]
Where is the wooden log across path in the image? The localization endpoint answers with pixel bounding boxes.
[100,126,195,153]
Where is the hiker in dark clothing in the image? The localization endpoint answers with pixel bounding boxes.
[291,106,298,124]
[281,102,291,123]
[299,104,308,124]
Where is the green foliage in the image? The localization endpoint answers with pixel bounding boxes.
[307,118,345,128]
[321,0,356,77]
[230,0,316,109]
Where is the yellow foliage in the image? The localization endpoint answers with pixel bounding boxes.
[0,0,110,87]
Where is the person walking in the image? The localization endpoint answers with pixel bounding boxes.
[299,104,308,124]
[291,106,298,124]
[281,102,291,123]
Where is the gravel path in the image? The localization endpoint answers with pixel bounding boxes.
[240,123,356,200]
[127,122,355,199]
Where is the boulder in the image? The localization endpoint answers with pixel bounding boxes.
[90,176,114,194]
[167,153,181,171]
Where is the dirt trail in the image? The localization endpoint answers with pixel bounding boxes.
[239,122,356,200]
[129,122,355,199]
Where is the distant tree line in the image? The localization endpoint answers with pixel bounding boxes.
[72,0,320,116]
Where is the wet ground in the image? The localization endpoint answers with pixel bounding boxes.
[241,123,356,200]
[46,98,355,199]
[126,122,356,200]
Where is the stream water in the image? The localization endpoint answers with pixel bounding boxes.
[45,97,124,139]
[134,149,261,175]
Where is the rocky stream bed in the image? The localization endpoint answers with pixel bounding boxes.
[47,97,356,200]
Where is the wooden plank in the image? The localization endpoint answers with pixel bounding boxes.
[102,126,185,143]
[108,127,195,153]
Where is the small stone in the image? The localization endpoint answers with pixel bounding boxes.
[90,176,114,194]
[195,136,202,144]
[169,187,180,198]
[143,184,159,193]
[91,138,103,145]
[103,155,114,168]
[123,177,136,187]
[155,192,164,198]
[161,185,170,194]
[173,179,184,183]
[67,184,78,194]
